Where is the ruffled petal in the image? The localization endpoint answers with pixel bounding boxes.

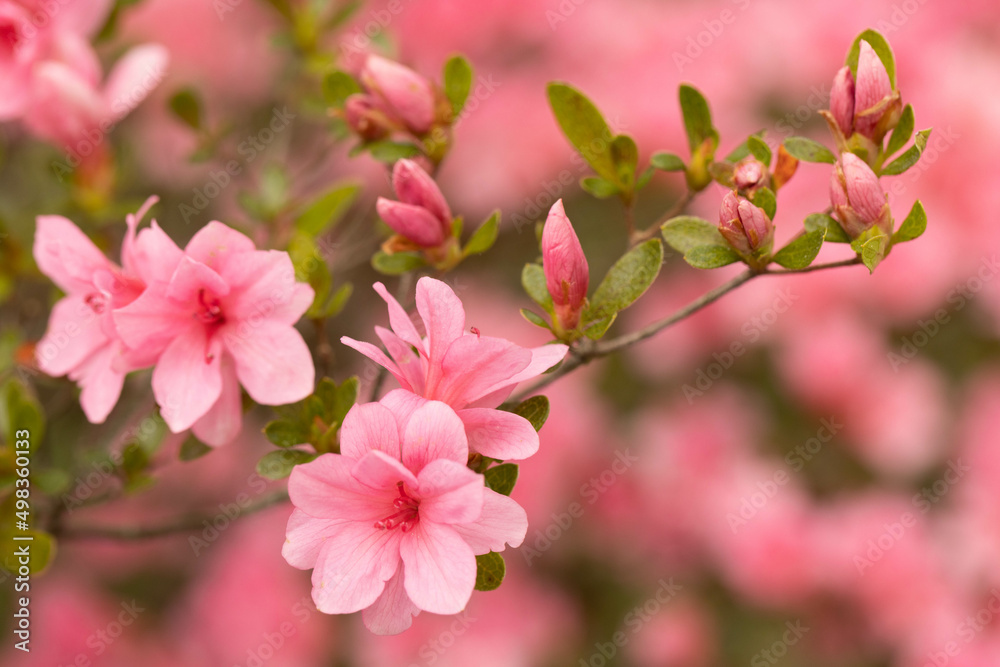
[458,408,539,461]
[453,488,528,554]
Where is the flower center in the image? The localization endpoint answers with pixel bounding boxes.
[195,289,225,325]
[85,292,107,314]
[374,482,420,533]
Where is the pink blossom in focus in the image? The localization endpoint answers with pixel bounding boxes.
[542,199,589,331]
[376,158,453,247]
[342,277,567,460]
[282,399,527,635]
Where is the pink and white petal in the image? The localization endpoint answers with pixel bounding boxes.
[340,336,408,390]
[165,256,229,302]
[35,294,108,377]
[435,335,531,406]
[401,401,469,471]
[352,451,419,492]
[70,343,126,424]
[222,320,314,406]
[415,277,465,390]
[459,408,539,461]
[112,287,191,352]
[375,326,426,394]
[362,566,420,635]
[33,215,113,294]
[220,250,312,324]
[288,454,392,522]
[183,221,255,273]
[400,522,476,615]
[101,44,169,121]
[151,327,222,432]
[340,402,401,461]
[282,508,346,570]
[191,354,242,447]
[417,460,483,525]
[453,488,528,554]
[130,221,183,286]
[372,282,423,351]
[311,522,403,614]
[379,389,428,430]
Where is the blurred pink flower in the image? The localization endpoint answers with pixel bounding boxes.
[283,399,527,635]
[542,199,589,331]
[342,277,567,460]
[113,222,314,446]
[376,158,453,247]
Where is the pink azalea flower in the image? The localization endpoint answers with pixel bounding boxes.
[113,222,315,446]
[341,277,568,460]
[33,197,163,423]
[282,398,527,635]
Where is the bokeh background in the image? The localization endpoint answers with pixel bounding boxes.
[2,0,1000,665]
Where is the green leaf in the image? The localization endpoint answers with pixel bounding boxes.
[636,166,655,190]
[852,233,890,273]
[322,70,362,107]
[650,151,686,172]
[611,134,639,193]
[684,245,741,269]
[585,239,663,322]
[168,89,202,131]
[256,449,316,480]
[783,137,836,164]
[474,552,505,591]
[263,419,310,448]
[884,104,914,158]
[295,183,358,235]
[547,82,618,185]
[372,251,425,275]
[771,229,826,269]
[508,395,551,431]
[483,463,519,496]
[881,128,931,176]
[846,29,897,89]
[443,54,474,117]
[179,435,212,461]
[678,84,717,153]
[580,176,619,199]
[366,140,423,164]
[747,135,772,165]
[0,530,54,575]
[317,282,353,318]
[121,443,152,492]
[520,308,552,331]
[660,216,726,254]
[4,381,44,449]
[521,263,553,312]
[583,313,616,340]
[464,210,500,256]
[892,200,927,244]
[330,377,359,425]
[751,187,777,220]
[804,213,851,243]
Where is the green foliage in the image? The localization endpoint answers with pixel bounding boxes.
[256,449,316,480]
[546,83,620,188]
[372,251,426,275]
[179,436,212,461]
[892,200,927,244]
[322,70,362,107]
[678,84,717,153]
[783,137,836,164]
[771,229,827,270]
[661,216,727,254]
[650,152,686,172]
[484,463,519,496]
[747,135,772,165]
[505,395,551,432]
[804,213,851,243]
[584,239,663,327]
[684,245,741,269]
[464,210,500,256]
[881,128,932,176]
[521,263,554,313]
[846,29,897,89]
[884,104,914,158]
[474,552,505,591]
[295,183,358,235]
[443,54,474,117]
[168,89,203,130]
[751,187,777,220]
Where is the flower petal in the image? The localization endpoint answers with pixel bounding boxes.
[465,343,568,408]
[417,459,484,525]
[112,287,190,353]
[191,354,242,447]
[379,388,428,429]
[415,278,465,390]
[222,320,314,406]
[375,326,426,394]
[340,336,408,390]
[362,565,420,635]
[376,199,446,247]
[152,326,222,432]
[312,521,402,614]
[70,342,126,424]
[401,401,469,471]
[453,488,528,554]
[288,453,392,521]
[165,256,229,302]
[282,508,344,570]
[372,282,423,351]
[340,402,401,461]
[35,294,107,377]
[129,221,183,286]
[220,250,313,325]
[400,521,476,614]
[33,215,113,294]
[352,451,419,492]
[435,335,531,406]
[183,221,255,273]
[459,408,539,460]
[101,44,169,122]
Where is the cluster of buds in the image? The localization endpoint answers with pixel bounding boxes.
[826,40,902,154]
[376,159,461,267]
[541,200,590,334]
[829,152,891,238]
[718,191,774,269]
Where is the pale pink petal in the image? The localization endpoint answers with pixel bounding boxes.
[183,221,255,272]
[152,326,222,432]
[453,488,528,554]
[415,278,465,387]
[340,336,408,389]
[362,566,420,635]
[372,282,423,351]
[401,401,469,471]
[222,251,313,325]
[33,215,112,294]
[352,451,419,492]
[435,335,531,406]
[129,221,183,286]
[69,342,125,424]
[47,31,102,87]
[52,0,114,37]
[101,44,169,123]
[112,288,191,353]
[340,402,401,461]
[121,195,160,277]
[35,294,107,376]
[191,354,242,447]
[165,256,229,302]
[458,408,539,460]
[375,326,426,394]
[400,521,476,614]
[288,454,392,521]
[464,343,568,408]
[417,460,483,525]
[221,320,314,405]
[283,508,344,570]
[379,388,428,428]
[23,62,103,148]
[312,522,402,614]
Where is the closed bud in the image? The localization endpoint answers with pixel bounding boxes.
[344,94,393,141]
[733,157,766,190]
[826,42,902,144]
[542,200,589,331]
[360,55,435,135]
[718,191,773,258]
[376,159,453,248]
[830,66,855,137]
[830,152,891,237]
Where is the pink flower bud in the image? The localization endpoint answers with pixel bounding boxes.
[360,55,435,134]
[542,200,589,331]
[830,66,855,137]
[830,152,890,237]
[344,94,392,141]
[718,191,773,256]
[733,158,766,190]
[392,158,452,225]
[375,159,452,248]
[853,40,895,140]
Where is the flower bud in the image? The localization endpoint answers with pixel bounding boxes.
[360,55,435,135]
[830,66,855,137]
[542,200,589,331]
[733,157,766,190]
[718,191,773,257]
[829,152,891,237]
[854,40,899,141]
[344,94,392,141]
[376,159,452,248]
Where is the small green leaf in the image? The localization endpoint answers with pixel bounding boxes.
[443,54,473,116]
[179,435,212,461]
[474,552,505,591]
[585,239,663,322]
[783,137,836,164]
[4,381,44,449]
[0,530,54,575]
[684,245,741,269]
[804,213,851,243]
[892,200,927,244]
[547,82,618,185]
[521,263,553,312]
[330,377,359,425]
[635,166,655,190]
[771,229,827,269]
[322,70,362,107]
[747,136,772,165]
[520,308,552,331]
[263,419,310,448]
[611,134,639,193]
[846,29,897,89]
[317,282,352,318]
[583,313,616,340]
[295,183,359,235]
[120,443,152,492]
[678,84,716,153]
[168,89,202,130]
[884,104,914,158]
[650,151,686,172]
[484,463,519,496]
[465,210,500,256]
[256,449,316,480]
[661,216,726,254]
[372,251,425,275]
[365,140,423,163]
[508,395,551,431]
[580,176,619,199]
[852,233,889,273]
[881,128,932,176]
[751,187,776,220]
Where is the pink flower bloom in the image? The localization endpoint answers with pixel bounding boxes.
[33,197,163,423]
[342,277,567,460]
[282,399,527,635]
[830,152,891,237]
[542,199,589,331]
[113,222,315,446]
[717,191,773,256]
[359,54,436,134]
[376,158,453,248]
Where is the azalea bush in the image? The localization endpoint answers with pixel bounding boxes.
[0,0,996,665]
